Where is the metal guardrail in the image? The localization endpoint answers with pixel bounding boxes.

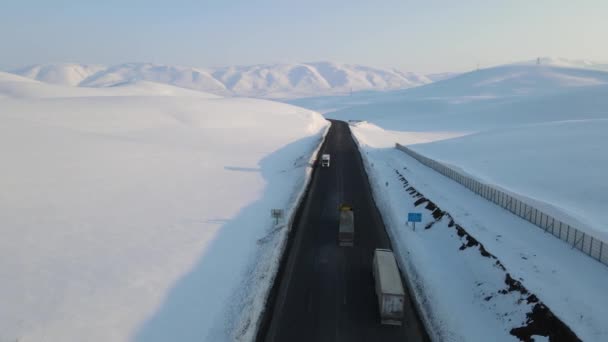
[395,143,607,266]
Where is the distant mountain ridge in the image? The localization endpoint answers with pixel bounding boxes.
[12,62,436,98]
[15,58,605,99]
[15,63,106,87]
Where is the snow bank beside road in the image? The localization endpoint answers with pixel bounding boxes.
[352,123,608,341]
[0,74,328,342]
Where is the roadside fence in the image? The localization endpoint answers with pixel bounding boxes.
[395,143,608,267]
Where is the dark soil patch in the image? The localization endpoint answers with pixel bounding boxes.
[414,197,427,207]
[499,274,578,341]
[425,203,445,220]
[501,273,528,295]
[527,294,539,304]
[495,260,506,271]
[454,224,466,237]
[510,304,581,342]
[479,245,492,258]
[459,234,480,250]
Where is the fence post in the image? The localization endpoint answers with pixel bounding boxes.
[517,199,521,215]
[582,234,586,251]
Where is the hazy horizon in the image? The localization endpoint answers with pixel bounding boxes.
[2,0,607,73]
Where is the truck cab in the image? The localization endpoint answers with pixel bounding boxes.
[321,154,330,167]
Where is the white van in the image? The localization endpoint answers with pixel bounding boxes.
[321,154,330,167]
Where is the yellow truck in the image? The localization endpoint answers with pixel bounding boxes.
[338,204,354,247]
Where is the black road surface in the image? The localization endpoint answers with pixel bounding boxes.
[257,120,429,342]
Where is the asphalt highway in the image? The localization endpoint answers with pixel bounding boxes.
[258,120,429,342]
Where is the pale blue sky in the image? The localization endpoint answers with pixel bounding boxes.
[1,0,606,72]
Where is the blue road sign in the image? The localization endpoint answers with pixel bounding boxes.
[408,213,422,222]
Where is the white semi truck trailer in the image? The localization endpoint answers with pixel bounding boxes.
[372,248,405,325]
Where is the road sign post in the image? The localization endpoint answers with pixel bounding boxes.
[271,209,284,225]
[407,212,422,231]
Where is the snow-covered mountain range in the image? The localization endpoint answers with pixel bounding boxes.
[11,58,607,99]
[11,62,436,98]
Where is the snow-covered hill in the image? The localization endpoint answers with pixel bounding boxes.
[394,63,608,99]
[80,63,229,95]
[0,70,221,99]
[14,63,106,86]
[11,62,433,98]
[328,63,608,128]
[0,71,328,341]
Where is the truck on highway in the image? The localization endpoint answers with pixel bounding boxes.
[321,154,330,167]
[338,204,354,246]
[372,248,405,326]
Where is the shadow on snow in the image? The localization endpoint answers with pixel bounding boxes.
[132,133,323,342]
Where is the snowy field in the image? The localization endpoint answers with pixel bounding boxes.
[0,72,328,342]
